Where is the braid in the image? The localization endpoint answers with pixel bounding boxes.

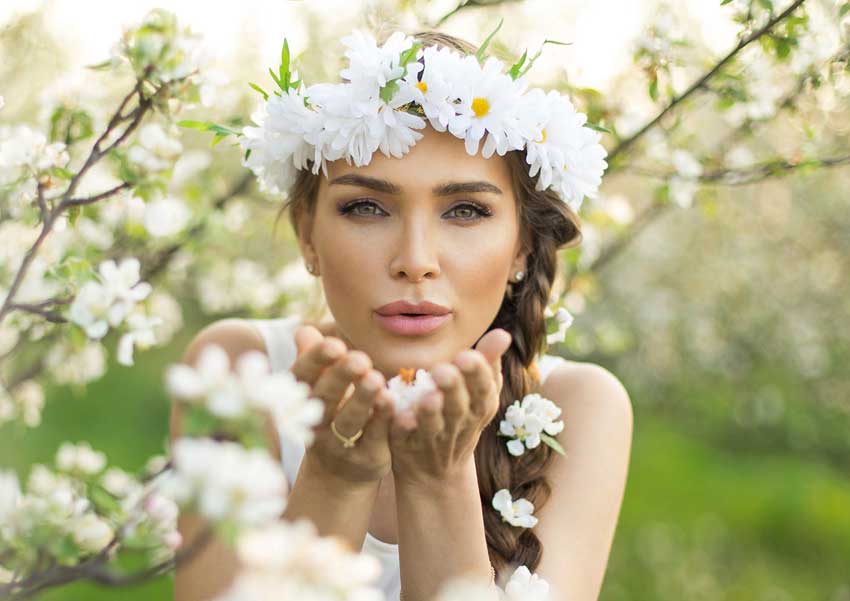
[474,149,579,580]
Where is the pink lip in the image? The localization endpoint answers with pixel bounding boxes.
[374,313,452,336]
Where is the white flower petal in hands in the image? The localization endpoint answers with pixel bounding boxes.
[492,489,539,528]
[499,393,564,456]
[159,438,286,526]
[386,367,438,413]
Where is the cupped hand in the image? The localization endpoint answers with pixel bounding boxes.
[290,324,395,485]
[388,328,512,487]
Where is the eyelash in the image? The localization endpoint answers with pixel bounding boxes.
[338,199,493,222]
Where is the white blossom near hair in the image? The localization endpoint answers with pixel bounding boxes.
[164,344,324,445]
[213,518,385,601]
[491,489,539,528]
[235,27,608,212]
[498,393,565,457]
[544,305,574,346]
[158,437,287,526]
[386,367,438,413]
[503,565,551,600]
[56,442,107,476]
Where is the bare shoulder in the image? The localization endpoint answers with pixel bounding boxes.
[539,358,633,433]
[182,318,267,364]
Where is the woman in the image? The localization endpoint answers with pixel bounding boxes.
[171,30,633,601]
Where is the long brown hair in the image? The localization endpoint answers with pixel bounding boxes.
[277,29,583,581]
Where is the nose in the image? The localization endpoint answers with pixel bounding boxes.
[389,214,441,283]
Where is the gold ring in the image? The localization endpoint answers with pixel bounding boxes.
[330,420,364,448]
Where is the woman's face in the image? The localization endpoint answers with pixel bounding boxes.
[298,125,526,380]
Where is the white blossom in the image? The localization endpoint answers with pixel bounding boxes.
[213,518,384,601]
[492,489,538,528]
[70,512,114,552]
[158,437,287,526]
[117,311,163,366]
[56,442,107,476]
[544,306,574,346]
[127,123,183,173]
[503,565,551,600]
[143,196,191,237]
[164,344,324,446]
[499,393,564,456]
[0,470,21,523]
[668,149,703,209]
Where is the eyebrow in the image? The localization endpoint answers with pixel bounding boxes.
[328,173,503,196]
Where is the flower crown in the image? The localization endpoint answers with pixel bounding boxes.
[238,24,609,213]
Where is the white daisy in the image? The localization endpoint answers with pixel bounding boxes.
[240,88,323,194]
[339,30,414,95]
[446,55,527,158]
[504,565,551,600]
[402,45,463,133]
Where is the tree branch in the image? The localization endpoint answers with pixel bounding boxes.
[606,0,808,165]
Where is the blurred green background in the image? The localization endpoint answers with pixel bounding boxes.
[2,1,849,600]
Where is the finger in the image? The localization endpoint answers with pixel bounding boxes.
[291,330,347,385]
[430,362,469,422]
[361,387,395,445]
[473,328,512,381]
[332,369,385,439]
[453,350,497,419]
[312,350,372,427]
[389,406,418,445]
[415,389,445,438]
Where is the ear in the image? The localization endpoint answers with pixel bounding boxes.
[295,212,318,272]
[510,247,528,280]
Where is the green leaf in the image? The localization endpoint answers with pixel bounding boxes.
[249,82,269,101]
[507,49,528,80]
[85,59,113,71]
[648,77,659,101]
[840,4,850,18]
[268,67,284,91]
[177,120,212,131]
[475,17,504,62]
[244,148,252,161]
[540,433,566,456]
[720,0,734,5]
[584,121,612,134]
[516,39,571,79]
[280,38,291,91]
[68,206,81,226]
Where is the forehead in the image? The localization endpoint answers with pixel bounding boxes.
[321,124,515,196]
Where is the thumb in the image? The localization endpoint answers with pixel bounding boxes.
[474,328,512,381]
[294,324,324,358]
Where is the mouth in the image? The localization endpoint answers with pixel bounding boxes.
[373,312,452,336]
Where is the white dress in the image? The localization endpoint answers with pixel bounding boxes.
[244,315,567,601]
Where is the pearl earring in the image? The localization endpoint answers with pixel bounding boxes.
[514,270,524,282]
[306,261,316,274]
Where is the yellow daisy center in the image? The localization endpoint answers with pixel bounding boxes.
[537,128,547,143]
[471,97,490,118]
[416,81,428,93]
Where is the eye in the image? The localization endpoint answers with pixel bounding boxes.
[338,199,493,222]
[338,199,387,218]
[447,202,493,221]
